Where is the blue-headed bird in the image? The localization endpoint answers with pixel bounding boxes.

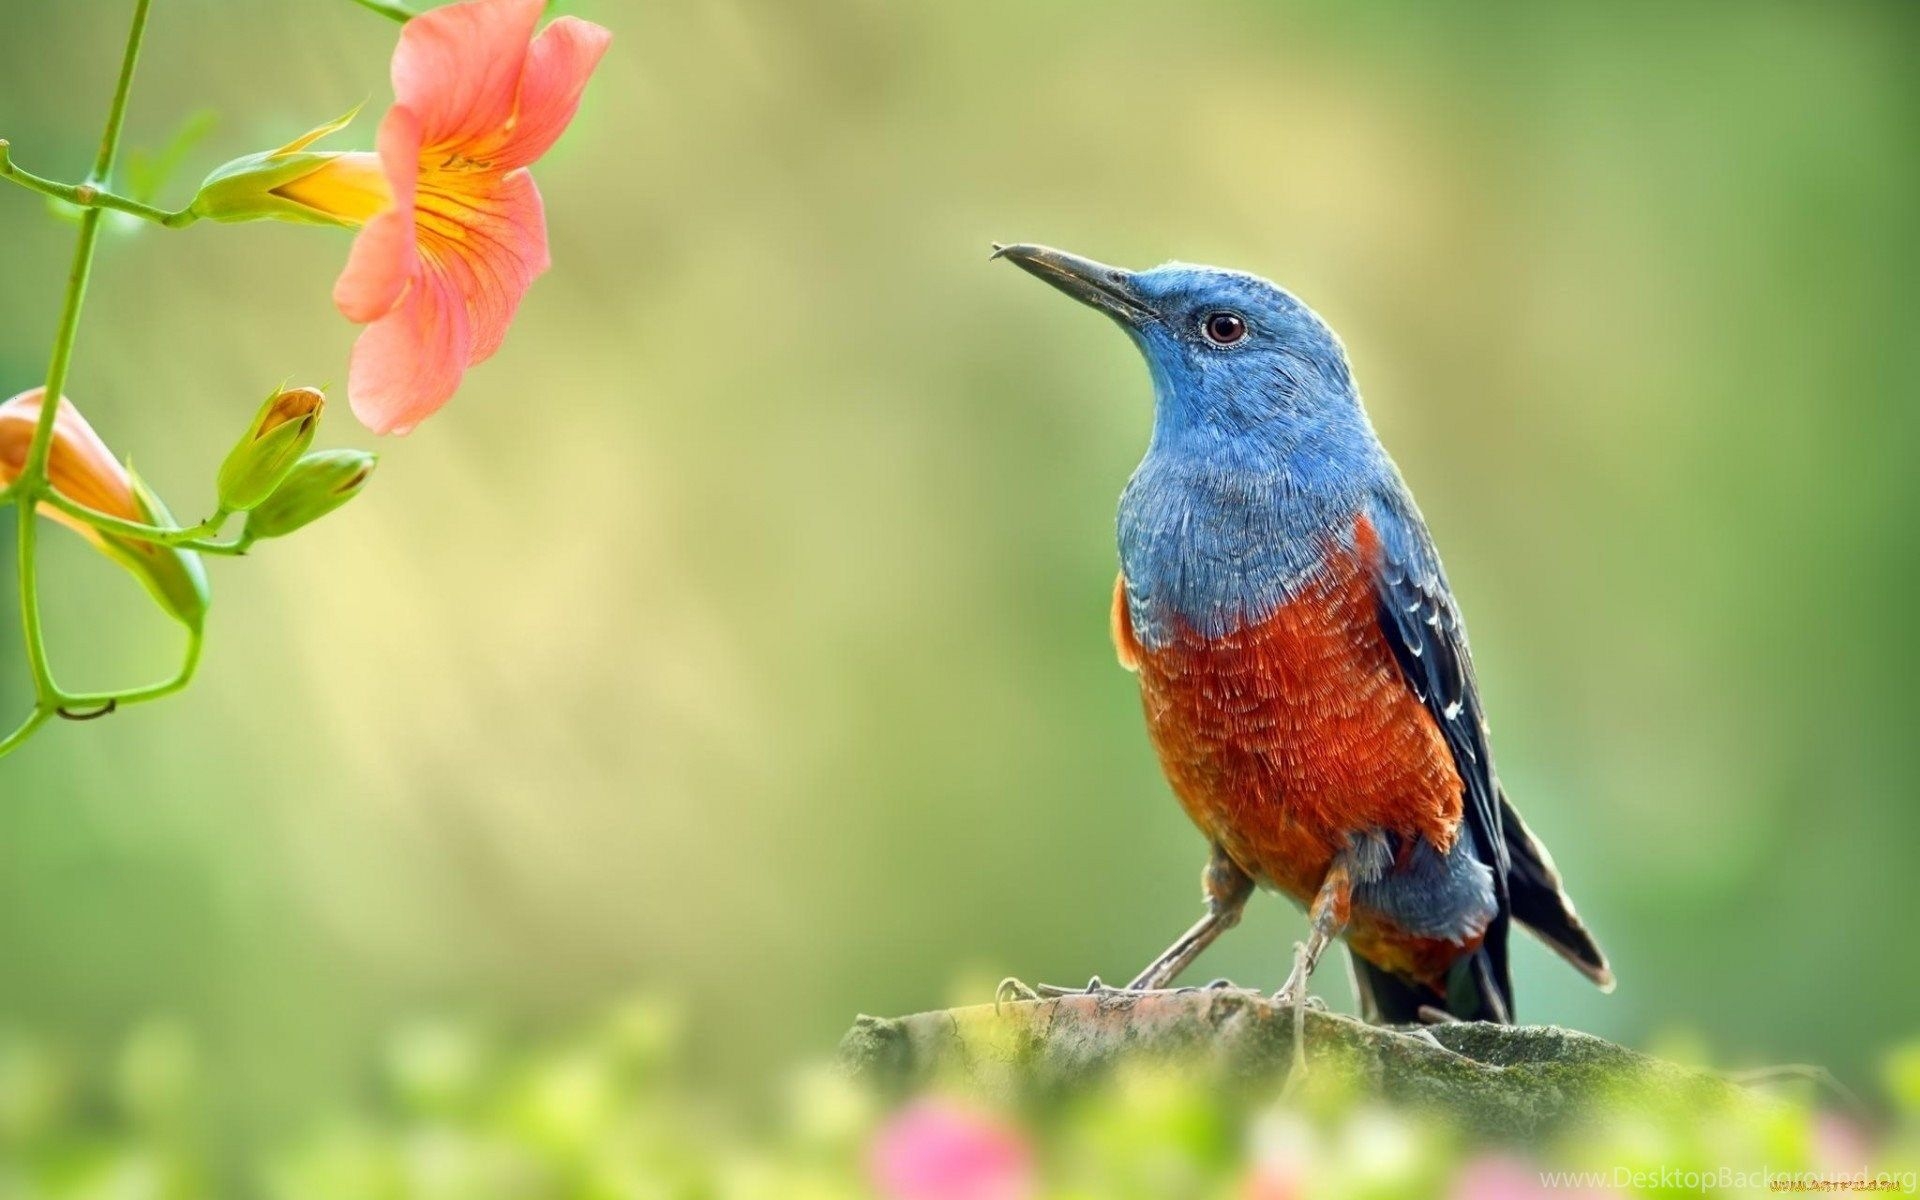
[994,244,1611,1025]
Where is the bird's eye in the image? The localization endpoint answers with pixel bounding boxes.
[1201,311,1248,346]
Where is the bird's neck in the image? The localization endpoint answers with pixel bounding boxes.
[1117,432,1386,646]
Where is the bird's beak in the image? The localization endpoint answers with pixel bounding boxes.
[991,243,1158,327]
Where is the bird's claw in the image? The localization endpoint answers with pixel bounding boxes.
[994,977,1042,1008]
[994,975,1118,1007]
[998,975,1261,1013]
[1002,975,1177,1003]
[1273,941,1323,1093]
[1172,977,1257,995]
[1272,941,1320,1008]
[1038,975,1132,998]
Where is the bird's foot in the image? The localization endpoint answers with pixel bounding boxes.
[1176,976,1259,996]
[1272,945,1313,1008]
[994,977,1042,1007]
[998,975,1144,998]
[1075,974,1259,998]
[1035,974,1147,998]
[996,975,1261,1013]
[1273,941,1323,1093]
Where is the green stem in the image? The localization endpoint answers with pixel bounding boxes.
[13,198,107,701]
[38,489,225,546]
[18,0,152,486]
[58,625,204,710]
[0,141,197,227]
[90,0,153,181]
[20,216,105,487]
[16,500,57,698]
[0,709,53,757]
[349,0,415,22]
[6,0,157,757]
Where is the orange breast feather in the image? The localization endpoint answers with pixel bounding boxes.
[1118,519,1464,910]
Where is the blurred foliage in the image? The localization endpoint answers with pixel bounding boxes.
[1,0,1917,1181]
[0,997,1918,1198]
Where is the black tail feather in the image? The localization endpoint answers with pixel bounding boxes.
[1457,915,1513,1023]
[1350,792,1610,1025]
[1502,794,1614,990]
[1350,911,1514,1025]
[1348,952,1435,1025]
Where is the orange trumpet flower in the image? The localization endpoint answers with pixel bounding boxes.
[281,0,610,434]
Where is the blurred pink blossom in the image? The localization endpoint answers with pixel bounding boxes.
[1452,1154,1618,1199]
[866,1099,1036,1200]
[1813,1112,1874,1172]
[1240,1164,1305,1200]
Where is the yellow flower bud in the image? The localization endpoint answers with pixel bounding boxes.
[216,386,323,512]
[244,450,377,541]
[187,109,391,228]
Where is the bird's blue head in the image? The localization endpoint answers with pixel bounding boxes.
[994,244,1382,479]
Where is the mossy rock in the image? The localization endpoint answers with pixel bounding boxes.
[839,991,1755,1140]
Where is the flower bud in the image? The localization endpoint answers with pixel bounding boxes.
[187,109,390,228]
[121,468,211,632]
[244,450,376,540]
[216,386,323,512]
[0,389,210,630]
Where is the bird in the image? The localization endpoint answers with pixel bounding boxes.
[993,243,1612,1027]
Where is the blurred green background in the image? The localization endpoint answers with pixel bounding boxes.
[1,0,1915,1172]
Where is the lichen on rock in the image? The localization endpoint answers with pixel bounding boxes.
[840,990,1757,1140]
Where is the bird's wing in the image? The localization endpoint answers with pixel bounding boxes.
[1110,573,1142,672]
[1363,491,1508,891]
[1363,484,1610,999]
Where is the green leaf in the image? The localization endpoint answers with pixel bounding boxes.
[125,109,218,205]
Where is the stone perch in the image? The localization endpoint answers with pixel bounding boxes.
[840,990,1754,1138]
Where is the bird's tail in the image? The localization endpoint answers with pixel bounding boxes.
[1350,912,1513,1025]
[1351,794,1611,1025]
[1501,793,1614,991]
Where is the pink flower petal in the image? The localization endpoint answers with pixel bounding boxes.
[347,265,473,435]
[389,0,543,149]
[339,0,606,433]
[496,16,613,169]
[418,167,549,365]
[334,107,425,324]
